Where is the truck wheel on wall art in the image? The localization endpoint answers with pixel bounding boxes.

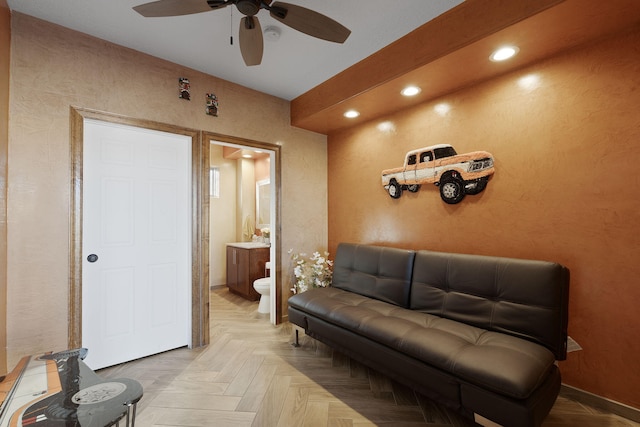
[381,144,495,204]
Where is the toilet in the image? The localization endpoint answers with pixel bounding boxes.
[253,262,271,314]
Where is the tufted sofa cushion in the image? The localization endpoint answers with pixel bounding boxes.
[331,243,415,307]
[410,250,570,359]
[288,286,556,400]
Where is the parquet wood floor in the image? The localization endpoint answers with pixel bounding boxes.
[99,288,639,427]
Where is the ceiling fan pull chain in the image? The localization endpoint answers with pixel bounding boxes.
[230,6,233,45]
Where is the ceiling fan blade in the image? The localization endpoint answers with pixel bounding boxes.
[269,2,351,43]
[239,16,264,66]
[133,0,225,17]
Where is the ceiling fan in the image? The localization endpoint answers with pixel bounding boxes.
[133,0,351,66]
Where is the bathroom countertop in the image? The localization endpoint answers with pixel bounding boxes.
[227,242,270,249]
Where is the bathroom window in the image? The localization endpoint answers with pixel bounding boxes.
[210,167,220,198]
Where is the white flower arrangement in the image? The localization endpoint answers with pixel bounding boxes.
[261,227,270,238]
[289,249,333,294]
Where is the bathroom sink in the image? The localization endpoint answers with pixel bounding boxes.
[227,242,270,249]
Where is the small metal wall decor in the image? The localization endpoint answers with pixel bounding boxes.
[178,77,191,100]
[205,93,219,117]
[381,144,495,204]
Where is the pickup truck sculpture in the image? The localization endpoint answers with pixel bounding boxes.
[381,144,495,204]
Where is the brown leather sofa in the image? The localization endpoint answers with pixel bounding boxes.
[288,243,570,427]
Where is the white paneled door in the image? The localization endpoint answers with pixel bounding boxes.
[82,119,191,370]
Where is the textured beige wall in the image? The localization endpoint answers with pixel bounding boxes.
[0,1,10,374]
[254,157,270,183]
[237,158,256,242]
[7,13,327,367]
[209,145,237,287]
[328,28,640,408]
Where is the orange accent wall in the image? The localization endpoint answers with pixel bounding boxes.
[328,27,640,408]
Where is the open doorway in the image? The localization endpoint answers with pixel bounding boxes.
[206,133,281,324]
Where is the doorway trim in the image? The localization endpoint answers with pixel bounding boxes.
[68,107,210,349]
[203,131,283,324]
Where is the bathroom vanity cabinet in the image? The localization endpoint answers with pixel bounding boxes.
[226,243,270,301]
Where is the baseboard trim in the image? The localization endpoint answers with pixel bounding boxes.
[560,384,640,423]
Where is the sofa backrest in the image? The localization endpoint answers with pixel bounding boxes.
[410,250,570,360]
[332,243,416,308]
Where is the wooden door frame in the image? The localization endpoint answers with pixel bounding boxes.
[204,131,282,324]
[68,107,210,349]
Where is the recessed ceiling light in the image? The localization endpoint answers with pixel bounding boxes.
[242,154,253,158]
[490,46,519,62]
[344,110,360,118]
[401,86,421,97]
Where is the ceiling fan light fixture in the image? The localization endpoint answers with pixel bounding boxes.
[236,0,261,16]
[490,46,519,62]
[401,85,421,97]
[344,110,360,119]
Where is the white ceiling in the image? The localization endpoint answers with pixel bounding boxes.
[6,0,464,100]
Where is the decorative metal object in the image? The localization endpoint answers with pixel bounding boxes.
[179,77,190,100]
[381,144,495,204]
[206,93,219,116]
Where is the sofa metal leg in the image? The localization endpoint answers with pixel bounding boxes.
[292,329,300,347]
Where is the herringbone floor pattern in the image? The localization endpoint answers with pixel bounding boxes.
[99,288,639,427]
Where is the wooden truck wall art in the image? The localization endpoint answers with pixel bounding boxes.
[381,144,495,204]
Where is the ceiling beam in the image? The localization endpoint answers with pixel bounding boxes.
[291,0,640,134]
